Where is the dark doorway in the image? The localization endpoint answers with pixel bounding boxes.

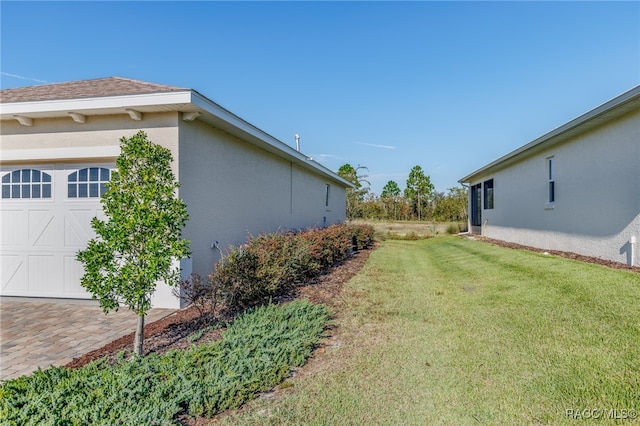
[471,183,482,227]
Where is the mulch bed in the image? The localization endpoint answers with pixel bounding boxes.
[65,245,375,370]
[66,236,637,370]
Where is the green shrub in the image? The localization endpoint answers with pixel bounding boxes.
[0,300,331,424]
[446,223,460,234]
[351,223,375,250]
[211,224,374,310]
[174,272,221,322]
[445,223,468,234]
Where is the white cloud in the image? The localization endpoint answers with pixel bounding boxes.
[1,72,49,84]
[310,153,341,162]
[355,142,396,150]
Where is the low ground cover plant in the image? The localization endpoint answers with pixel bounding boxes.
[0,300,331,425]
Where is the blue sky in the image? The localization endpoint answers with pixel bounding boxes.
[2,1,639,195]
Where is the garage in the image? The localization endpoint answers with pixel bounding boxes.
[1,77,352,308]
[1,163,112,299]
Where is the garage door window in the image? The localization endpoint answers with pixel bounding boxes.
[1,169,52,199]
[68,167,111,198]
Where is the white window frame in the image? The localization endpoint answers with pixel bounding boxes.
[1,167,54,201]
[66,165,114,200]
[546,156,555,208]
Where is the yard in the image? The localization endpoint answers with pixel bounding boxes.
[3,235,639,424]
[218,236,640,424]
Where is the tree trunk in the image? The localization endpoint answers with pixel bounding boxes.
[134,313,145,356]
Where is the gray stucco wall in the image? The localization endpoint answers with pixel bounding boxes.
[177,118,347,282]
[1,112,348,307]
[469,108,640,266]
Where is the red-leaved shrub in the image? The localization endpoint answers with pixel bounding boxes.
[205,224,374,310]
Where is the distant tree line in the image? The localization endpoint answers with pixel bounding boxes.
[337,164,468,223]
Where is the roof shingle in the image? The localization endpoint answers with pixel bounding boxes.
[0,76,187,103]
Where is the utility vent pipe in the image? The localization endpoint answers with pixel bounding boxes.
[295,134,300,151]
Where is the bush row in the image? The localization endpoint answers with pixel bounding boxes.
[0,300,330,425]
[214,223,374,309]
[181,224,375,313]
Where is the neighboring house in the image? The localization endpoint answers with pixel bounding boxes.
[0,77,352,308]
[459,86,640,267]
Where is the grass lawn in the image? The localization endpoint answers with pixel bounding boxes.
[219,236,640,425]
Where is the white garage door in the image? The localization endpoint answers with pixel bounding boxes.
[1,164,112,299]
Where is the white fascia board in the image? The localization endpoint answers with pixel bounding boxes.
[0,90,354,188]
[1,146,121,162]
[190,91,306,160]
[190,91,355,188]
[0,91,193,118]
[459,85,640,184]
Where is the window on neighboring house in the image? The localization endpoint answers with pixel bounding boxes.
[547,157,555,204]
[68,167,111,198]
[325,184,330,207]
[1,169,52,199]
[483,179,494,209]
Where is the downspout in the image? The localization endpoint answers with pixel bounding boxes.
[631,235,636,267]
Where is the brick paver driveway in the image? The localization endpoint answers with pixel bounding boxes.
[0,297,175,380]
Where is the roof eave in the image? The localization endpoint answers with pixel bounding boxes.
[0,90,194,118]
[0,90,354,188]
[188,91,354,188]
[459,85,640,184]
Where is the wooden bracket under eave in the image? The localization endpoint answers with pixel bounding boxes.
[182,111,201,121]
[14,115,33,126]
[68,112,87,123]
[125,108,143,121]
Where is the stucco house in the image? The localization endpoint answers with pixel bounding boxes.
[459,85,640,267]
[0,77,352,308]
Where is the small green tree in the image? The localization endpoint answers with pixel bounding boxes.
[381,180,402,219]
[381,180,401,200]
[433,186,468,222]
[77,131,190,356]
[337,163,370,219]
[404,165,435,220]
